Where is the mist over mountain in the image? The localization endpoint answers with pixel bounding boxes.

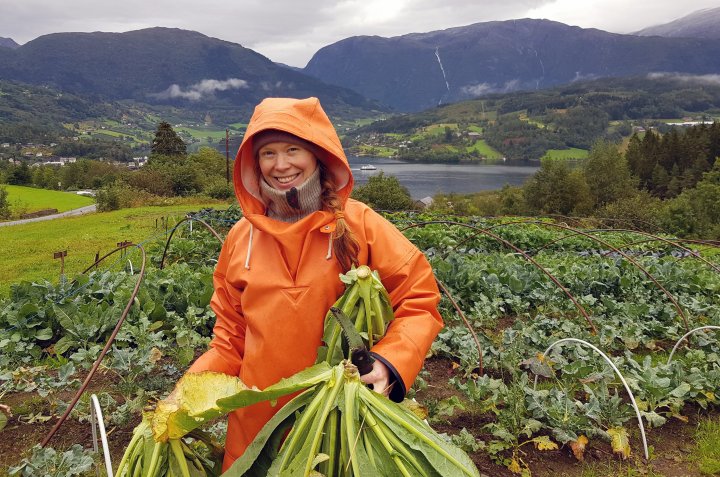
[304,18,720,112]
[0,27,382,121]
[635,7,720,39]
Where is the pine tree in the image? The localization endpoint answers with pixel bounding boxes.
[151,121,186,156]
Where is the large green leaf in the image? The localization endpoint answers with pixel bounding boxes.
[223,390,315,477]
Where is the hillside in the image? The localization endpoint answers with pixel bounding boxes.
[0,28,384,123]
[304,18,720,112]
[635,7,720,39]
[344,76,720,161]
[0,37,19,49]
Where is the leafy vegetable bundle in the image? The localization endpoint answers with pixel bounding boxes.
[116,266,480,476]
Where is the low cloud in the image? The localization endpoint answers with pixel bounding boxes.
[151,78,248,100]
[571,71,599,82]
[648,72,720,85]
[460,78,523,97]
[461,82,495,97]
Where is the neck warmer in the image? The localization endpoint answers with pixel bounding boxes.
[259,167,323,223]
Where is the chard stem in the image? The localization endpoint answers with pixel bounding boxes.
[277,384,330,470]
[363,390,476,476]
[116,423,144,476]
[143,441,163,477]
[373,411,429,476]
[169,439,191,477]
[343,379,362,476]
[321,408,340,476]
[359,402,413,477]
[304,367,345,476]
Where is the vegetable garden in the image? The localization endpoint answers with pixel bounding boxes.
[1,207,719,476]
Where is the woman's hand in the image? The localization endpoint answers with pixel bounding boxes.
[359,360,392,396]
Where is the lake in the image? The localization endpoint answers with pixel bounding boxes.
[347,157,539,199]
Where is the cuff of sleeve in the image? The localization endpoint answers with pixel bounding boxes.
[370,352,406,403]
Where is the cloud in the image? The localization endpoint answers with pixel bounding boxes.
[571,71,600,82]
[461,82,495,97]
[459,78,525,97]
[647,72,720,85]
[151,78,248,100]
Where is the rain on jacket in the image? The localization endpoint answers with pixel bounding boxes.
[187,97,444,471]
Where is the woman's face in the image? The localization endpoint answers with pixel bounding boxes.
[257,141,318,191]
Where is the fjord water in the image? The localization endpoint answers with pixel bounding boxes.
[348,156,539,199]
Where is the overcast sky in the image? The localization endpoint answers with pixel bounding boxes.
[1,0,718,67]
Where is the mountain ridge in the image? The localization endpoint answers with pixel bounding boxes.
[0,27,383,121]
[304,18,720,112]
[635,7,720,39]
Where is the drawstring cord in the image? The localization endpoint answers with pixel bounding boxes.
[245,224,254,269]
[245,215,338,268]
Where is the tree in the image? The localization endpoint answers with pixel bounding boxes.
[351,173,414,211]
[523,159,592,215]
[583,141,636,208]
[151,121,186,156]
[0,185,10,219]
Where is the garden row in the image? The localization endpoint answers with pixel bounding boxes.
[0,210,718,475]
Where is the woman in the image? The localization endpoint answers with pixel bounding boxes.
[187,97,443,471]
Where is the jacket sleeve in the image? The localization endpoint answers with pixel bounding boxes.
[365,213,444,401]
[187,227,246,377]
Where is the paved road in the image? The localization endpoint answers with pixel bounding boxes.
[0,204,97,227]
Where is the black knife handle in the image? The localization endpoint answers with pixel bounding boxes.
[351,348,375,376]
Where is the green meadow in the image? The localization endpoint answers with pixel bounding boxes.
[466,139,503,159]
[0,202,229,297]
[4,185,95,214]
[541,148,589,160]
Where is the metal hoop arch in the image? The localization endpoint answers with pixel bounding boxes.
[533,338,649,460]
[666,326,720,365]
[159,216,225,270]
[42,243,147,447]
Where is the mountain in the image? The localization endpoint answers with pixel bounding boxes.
[0,28,383,121]
[635,7,720,39]
[345,75,720,161]
[304,18,720,112]
[0,37,19,49]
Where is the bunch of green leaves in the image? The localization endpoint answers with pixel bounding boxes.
[8,444,96,477]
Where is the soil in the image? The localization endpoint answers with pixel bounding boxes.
[416,357,714,477]
[0,357,715,476]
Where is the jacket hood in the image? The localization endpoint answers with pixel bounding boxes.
[234,97,353,222]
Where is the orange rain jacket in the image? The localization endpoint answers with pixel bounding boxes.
[188,97,443,471]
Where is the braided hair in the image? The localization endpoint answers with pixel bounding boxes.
[319,163,359,272]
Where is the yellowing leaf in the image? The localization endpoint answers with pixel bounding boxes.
[153,371,248,441]
[704,391,716,401]
[508,458,522,474]
[672,413,689,423]
[608,427,631,459]
[400,399,429,421]
[569,435,588,461]
[532,435,558,451]
[149,347,163,364]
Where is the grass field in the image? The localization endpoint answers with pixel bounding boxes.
[541,148,589,160]
[466,139,503,159]
[3,185,95,215]
[0,202,230,297]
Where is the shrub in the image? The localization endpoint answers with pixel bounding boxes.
[0,185,9,219]
[204,178,234,200]
[351,172,415,211]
